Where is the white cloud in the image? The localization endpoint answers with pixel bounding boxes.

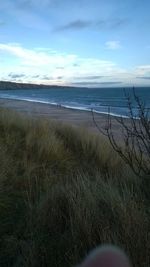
[1,43,150,87]
[0,43,124,85]
[0,43,77,66]
[134,65,150,77]
[0,43,117,70]
[105,40,121,50]
[136,65,150,71]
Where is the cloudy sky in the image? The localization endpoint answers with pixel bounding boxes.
[0,0,150,87]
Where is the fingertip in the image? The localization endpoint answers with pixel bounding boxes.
[79,245,131,267]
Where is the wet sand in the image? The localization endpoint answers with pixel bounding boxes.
[0,98,124,137]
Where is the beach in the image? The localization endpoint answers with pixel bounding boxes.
[0,98,149,267]
[0,97,148,267]
[0,98,123,137]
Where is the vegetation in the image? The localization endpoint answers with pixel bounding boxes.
[0,108,149,267]
[0,81,75,90]
[92,88,150,177]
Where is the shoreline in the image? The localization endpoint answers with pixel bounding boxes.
[0,96,130,119]
[0,98,126,137]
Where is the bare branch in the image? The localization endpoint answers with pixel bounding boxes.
[91,88,150,177]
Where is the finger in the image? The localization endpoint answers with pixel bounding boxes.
[79,245,131,267]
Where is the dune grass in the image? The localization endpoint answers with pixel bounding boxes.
[0,108,149,267]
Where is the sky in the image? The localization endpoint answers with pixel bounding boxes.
[0,0,150,87]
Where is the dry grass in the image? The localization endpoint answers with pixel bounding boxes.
[0,108,149,267]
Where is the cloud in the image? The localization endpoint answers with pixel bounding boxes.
[108,18,127,29]
[105,41,121,50]
[96,18,127,30]
[56,67,65,70]
[55,20,92,31]
[40,75,62,81]
[96,81,122,85]
[8,73,26,78]
[32,74,40,78]
[40,75,52,80]
[136,76,150,80]
[71,81,122,87]
[71,82,101,86]
[55,18,127,32]
[0,43,117,73]
[136,65,150,71]
[73,63,79,67]
[0,43,77,66]
[31,74,53,80]
[1,43,142,87]
[74,75,104,80]
[134,65,150,78]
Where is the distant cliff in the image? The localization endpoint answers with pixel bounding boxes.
[0,81,73,90]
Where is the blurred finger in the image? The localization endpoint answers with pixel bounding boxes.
[79,245,131,267]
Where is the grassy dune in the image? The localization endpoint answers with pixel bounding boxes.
[0,108,149,267]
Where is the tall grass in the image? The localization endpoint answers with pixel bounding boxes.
[0,108,149,267]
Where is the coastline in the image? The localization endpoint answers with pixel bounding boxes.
[0,98,125,137]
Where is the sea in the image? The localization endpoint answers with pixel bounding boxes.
[0,87,150,118]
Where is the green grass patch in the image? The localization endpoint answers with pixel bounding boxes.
[0,108,149,267]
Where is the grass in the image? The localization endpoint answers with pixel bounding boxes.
[0,108,149,267]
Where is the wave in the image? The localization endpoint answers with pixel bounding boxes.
[0,94,131,119]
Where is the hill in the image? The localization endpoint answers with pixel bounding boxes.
[0,81,75,90]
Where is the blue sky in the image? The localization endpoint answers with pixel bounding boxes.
[0,0,150,87]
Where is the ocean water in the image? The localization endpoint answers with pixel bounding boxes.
[0,87,150,118]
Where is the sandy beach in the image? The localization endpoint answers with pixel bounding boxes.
[0,98,123,137]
